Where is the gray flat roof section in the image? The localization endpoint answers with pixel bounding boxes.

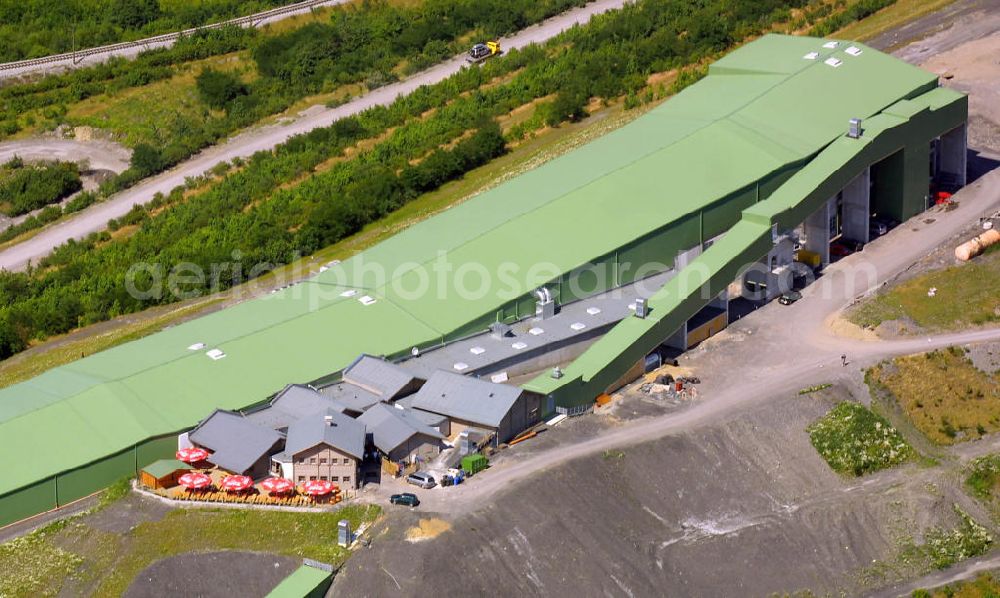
[410,371,524,429]
[342,355,423,399]
[244,384,347,430]
[398,270,676,380]
[318,382,382,413]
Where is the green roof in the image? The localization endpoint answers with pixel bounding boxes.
[141,459,192,479]
[265,564,332,598]
[1,35,944,497]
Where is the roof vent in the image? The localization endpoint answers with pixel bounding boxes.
[411,347,420,357]
[848,118,863,139]
[206,348,226,360]
[845,46,863,57]
[470,346,485,355]
[339,289,358,298]
[358,295,377,306]
[635,298,648,319]
[528,327,544,336]
[511,341,527,350]
[586,307,601,316]
[324,415,336,427]
[570,322,586,331]
[551,366,563,379]
[188,342,205,351]
[489,321,512,339]
[453,362,469,371]
[823,41,839,49]
[803,52,819,60]
[824,57,842,68]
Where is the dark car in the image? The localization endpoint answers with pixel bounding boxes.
[778,290,802,305]
[390,492,420,507]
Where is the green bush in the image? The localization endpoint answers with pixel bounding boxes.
[0,161,82,216]
[196,68,247,109]
[808,402,912,476]
[966,454,1000,499]
[921,505,992,569]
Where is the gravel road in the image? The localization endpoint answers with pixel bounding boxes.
[0,138,130,173]
[0,0,629,271]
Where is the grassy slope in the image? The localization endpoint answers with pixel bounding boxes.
[869,348,1000,445]
[0,502,381,597]
[850,247,1000,332]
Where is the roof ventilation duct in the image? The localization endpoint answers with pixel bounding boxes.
[534,287,556,320]
[489,321,511,339]
[634,298,648,319]
[848,118,863,139]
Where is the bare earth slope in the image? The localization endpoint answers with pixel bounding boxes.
[336,393,982,597]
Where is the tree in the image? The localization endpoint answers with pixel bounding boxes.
[111,0,161,31]
[130,143,162,177]
[195,68,247,110]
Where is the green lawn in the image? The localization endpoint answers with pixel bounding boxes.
[849,249,1000,332]
[0,502,381,597]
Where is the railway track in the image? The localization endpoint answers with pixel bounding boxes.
[0,0,337,75]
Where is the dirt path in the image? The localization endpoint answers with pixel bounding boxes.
[0,137,130,173]
[0,0,630,272]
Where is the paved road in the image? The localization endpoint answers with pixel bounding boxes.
[0,0,629,271]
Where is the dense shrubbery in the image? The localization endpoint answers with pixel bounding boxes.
[808,402,912,476]
[0,158,82,217]
[196,68,248,109]
[0,0,809,359]
[0,0,290,62]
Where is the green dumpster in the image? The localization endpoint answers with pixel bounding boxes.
[461,454,488,476]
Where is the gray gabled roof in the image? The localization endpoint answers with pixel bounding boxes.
[410,371,523,428]
[358,403,443,455]
[394,395,449,427]
[189,409,284,474]
[244,384,347,430]
[285,408,366,460]
[342,354,423,399]
[319,382,382,413]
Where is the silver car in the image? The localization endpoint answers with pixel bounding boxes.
[406,472,436,489]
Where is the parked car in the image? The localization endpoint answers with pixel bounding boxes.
[778,290,802,305]
[406,472,436,489]
[390,492,420,507]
